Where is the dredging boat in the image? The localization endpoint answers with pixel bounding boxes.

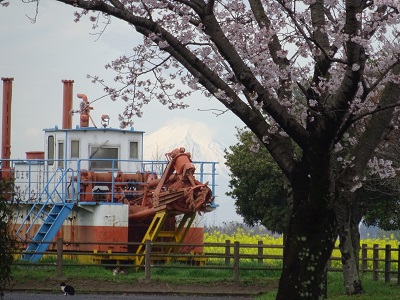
[0,77,218,264]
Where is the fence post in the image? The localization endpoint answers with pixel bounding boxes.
[373,244,379,281]
[397,245,400,285]
[258,241,263,264]
[326,258,332,271]
[225,240,231,265]
[57,237,63,278]
[144,239,152,279]
[361,244,367,274]
[385,245,391,283]
[233,241,239,283]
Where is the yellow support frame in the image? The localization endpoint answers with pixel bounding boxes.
[135,211,196,267]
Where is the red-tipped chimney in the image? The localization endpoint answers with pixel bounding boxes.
[1,77,13,178]
[62,80,74,129]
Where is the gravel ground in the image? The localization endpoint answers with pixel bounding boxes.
[4,291,257,300]
[5,278,274,299]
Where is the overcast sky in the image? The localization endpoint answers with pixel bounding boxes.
[1,0,246,224]
[1,0,243,158]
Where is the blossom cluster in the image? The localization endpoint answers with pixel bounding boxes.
[68,0,400,180]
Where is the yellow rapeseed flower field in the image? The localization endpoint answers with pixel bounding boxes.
[204,227,284,265]
[204,228,400,270]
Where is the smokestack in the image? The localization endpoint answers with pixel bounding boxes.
[1,77,13,177]
[62,79,74,129]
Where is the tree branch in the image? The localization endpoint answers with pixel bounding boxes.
[198,8,309,150]
[351,64,400,174]
[53,0,302,175]
[249,0,290,68]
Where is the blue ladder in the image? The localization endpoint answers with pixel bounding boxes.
[21,203,74,262]
[17,168,76,262]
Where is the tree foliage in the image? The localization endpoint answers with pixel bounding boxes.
[224,128,289,234]
[227,126,400,234]
[359,128,400,231]
[360,177,400,230]
[0,179,15,299]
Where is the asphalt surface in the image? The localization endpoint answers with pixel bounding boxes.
[4,292,256,300]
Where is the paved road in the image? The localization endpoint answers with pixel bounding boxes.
[4,292,256,300]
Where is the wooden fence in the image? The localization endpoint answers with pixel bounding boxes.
[13,240,400,283]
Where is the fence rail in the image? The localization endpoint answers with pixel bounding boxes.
[13,240,400,283]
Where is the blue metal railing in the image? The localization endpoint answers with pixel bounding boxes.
[15,168,75,241]
[3,157,218,206]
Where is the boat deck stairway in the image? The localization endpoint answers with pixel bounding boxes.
[16,168,76,262]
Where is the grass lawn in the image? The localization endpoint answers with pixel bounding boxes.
[257,272,400,299]
[10,261,400,299]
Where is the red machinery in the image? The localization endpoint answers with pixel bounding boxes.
[129,147,213,220]
[74,147,213,220]
[74,147,214,258]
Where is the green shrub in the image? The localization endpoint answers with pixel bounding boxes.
[0,178,16,299]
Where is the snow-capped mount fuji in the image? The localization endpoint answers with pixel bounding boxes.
[143,118,229,178]
[143,117,244,226]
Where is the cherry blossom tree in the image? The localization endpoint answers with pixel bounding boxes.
[8,0,400,299]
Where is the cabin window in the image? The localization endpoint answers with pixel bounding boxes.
[130,142,139,159]
[71,140,79,158]
[89,147,119,170]
[58,142,64,168]
[48,135,55,165]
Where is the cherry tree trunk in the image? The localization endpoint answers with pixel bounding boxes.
[277,204,336,299]
[336,201,364,295]
[338,224,363,294]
